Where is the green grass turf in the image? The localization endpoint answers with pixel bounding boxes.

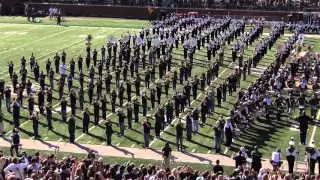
[0,16,319,162]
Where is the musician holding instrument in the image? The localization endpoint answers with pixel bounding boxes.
[142,117,151,148]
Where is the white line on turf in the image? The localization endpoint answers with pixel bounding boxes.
[131,144,135,148]
[0,26,41,40]
[5,29,120,136]
[43,137,48,140]
[149,63,233,147]
[87,140,91,144]
[224,147,229,154]
[308,110,320,146]
[0,27,76,55]
[207,150,211,154]
[0,28,117,75]
[116,143,120,146]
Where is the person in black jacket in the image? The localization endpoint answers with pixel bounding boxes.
[82,108,90,133]
[216,84,223,107]
[175,118,184,151]
[105,118,113,145]
[251,146,262,172]
[117,108,125,136]
[297,110,311,145]
[68,115,75,143]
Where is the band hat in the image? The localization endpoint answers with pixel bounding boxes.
[309,143,315,148]
[289,141,294,146]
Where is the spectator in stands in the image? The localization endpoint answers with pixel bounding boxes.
[4,154,29,179]
[213,160,224,175]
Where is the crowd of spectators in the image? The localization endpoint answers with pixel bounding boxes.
[1,149,320,180]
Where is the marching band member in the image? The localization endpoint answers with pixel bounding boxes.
[286,137,299,174]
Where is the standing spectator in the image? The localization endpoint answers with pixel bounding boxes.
[213,160,224,174]
[4,155,29,179]
[251,146,262,172]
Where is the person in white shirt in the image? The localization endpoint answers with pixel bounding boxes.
[263,95,272,118]
[4,156,29,180]
[299,77,307,90]
[59,62,67,77]
[27,158,41,174]
[239,147,248,159]
[286,138,298,174]
[306,141,318,174]
[271,148,281,171]
[49,7,53,20]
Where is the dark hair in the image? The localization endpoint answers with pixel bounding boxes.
[93,173,99,180]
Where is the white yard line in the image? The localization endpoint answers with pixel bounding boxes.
[4,29,121,136]
[149,63,233,147]
[0,27,76,55]
[224,147,229,154]
[0,26,42,40]
[0,28,117,75]
[308,110,320,146]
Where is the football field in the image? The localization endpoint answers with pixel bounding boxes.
[0,16,320,163]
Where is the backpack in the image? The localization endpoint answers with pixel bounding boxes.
[12,133,20,145]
